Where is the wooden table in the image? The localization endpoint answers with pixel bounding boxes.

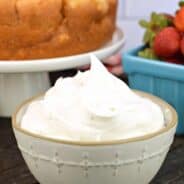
[0,72,184,183]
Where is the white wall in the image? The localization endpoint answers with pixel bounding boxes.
[117,0,179,51]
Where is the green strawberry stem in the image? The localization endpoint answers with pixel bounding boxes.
[139,20,150,28]
[139,12,172,47]
[138,48,158,60]
[179,0,184,7]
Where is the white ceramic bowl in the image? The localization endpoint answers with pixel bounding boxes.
[12,91,177,184]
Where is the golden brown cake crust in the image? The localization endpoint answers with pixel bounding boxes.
[0,0,117,60]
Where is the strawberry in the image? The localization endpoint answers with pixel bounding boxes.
[180,37,184,55]
[153,27,181,58]
[139,12,173,47]
[174,6,184,32]
[164,57,184,65]
[161,52,184,65]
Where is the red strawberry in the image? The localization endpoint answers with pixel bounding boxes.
[174,7,184,32]
[161,53,184,65]
[180,37,184,56]
[153,27,181,58]
[166,57,184,65]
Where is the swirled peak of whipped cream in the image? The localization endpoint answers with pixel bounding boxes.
[21,55,165,141]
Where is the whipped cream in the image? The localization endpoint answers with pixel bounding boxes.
[21,55,165,141]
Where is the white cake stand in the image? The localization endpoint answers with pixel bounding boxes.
[0,27,125,116]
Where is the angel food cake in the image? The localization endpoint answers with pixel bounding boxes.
[0,0,117,60]
[21,56,165,142]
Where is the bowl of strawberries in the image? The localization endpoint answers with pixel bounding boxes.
[123,1,184,134]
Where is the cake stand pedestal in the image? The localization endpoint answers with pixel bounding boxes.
[0,27,125,116]
[0,72,50,116]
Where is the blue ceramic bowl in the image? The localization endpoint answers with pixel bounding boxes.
[123,46,184,135]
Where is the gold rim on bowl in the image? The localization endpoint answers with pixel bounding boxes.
[12,90,178,146]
